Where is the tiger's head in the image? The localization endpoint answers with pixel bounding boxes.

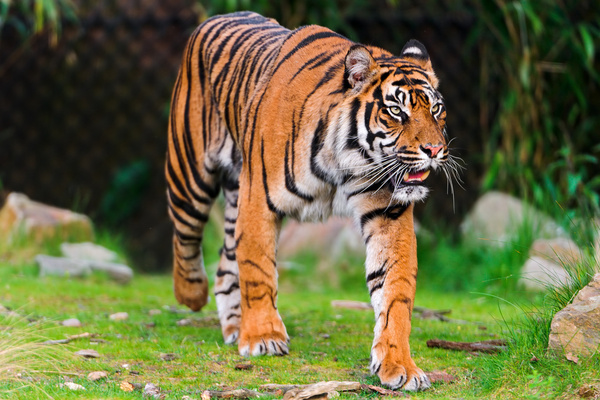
[340,40,456,204]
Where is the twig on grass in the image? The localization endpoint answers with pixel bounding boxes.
[426,339,507,353]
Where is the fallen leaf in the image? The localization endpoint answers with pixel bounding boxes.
[426,370,457,384]
[201,390,211,400]
[120,381,134,392]
[565,352,579,364]
[234,363,253,370]
[87,371,108,381]
[177,318,192,326]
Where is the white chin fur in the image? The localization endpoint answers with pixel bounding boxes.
[392,185,429,203]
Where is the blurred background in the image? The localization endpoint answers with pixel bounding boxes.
[0,0,598,271]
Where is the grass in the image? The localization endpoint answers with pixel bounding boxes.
[0,220,598,399]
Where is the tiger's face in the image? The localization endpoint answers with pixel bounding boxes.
[343,41,450,204]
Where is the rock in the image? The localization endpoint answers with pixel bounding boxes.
[461,191,565,245]
[74,349,100,358]
[529,237,582,265]
[36,255,92,278]
[519,238,584,291]
[36,255,133,283]
[519,256,571,291]
[143,383,161,399]
[283,381,361,400]
[109,312,129,321]
[277,217,365,261]
[148,309,161,316]
[88,260,133,284]
[62,318,83,327]
[87,371,108,381]
[62,382,86,391]
[548,273,600,357]
[0,192,93,244]
[60,242,118,263]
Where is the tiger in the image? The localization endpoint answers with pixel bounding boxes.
[166,11,456,391]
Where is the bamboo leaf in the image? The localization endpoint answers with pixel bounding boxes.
[579,25,595,66]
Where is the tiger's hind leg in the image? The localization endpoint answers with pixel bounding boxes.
[214,176,242,344]
[166,160,220,312]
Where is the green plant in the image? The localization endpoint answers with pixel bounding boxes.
[476,0,600,217]
[0,0,76,43]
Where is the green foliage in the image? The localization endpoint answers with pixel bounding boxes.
[99,160,151,227]
[476,1,600,216]
[0,0,77,43]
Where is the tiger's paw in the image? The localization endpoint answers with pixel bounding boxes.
[238,316,289,356]
[370,347,431,391]
[173,275,209,312]
[221,323,240,345]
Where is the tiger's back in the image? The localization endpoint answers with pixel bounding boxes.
[167,11,455,392]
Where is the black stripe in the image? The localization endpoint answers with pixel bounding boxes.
[215,282,240,296]
[360,204,408,232]
[284,141,315,201]
[366,261,388,283]
[216,269,238,277]
[260,139,285,218]
[384,296,412,329]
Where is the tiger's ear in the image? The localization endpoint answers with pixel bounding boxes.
[345,45,377,90]
[401,39,439,88]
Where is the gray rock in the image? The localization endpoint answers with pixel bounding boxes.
[520,256,571,291]
[62,318,82,327]
[36,255,92,277]
[548,273,600,357]
[529,237,582,265]
[60,242,118,263]
[88,260,133,284]
[109,312,129,321]
[461,191,566,245]
[519,237,584,291]
[36,255,133,283]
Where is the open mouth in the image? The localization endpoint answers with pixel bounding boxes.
[402,170,430,184]
[390,169,431,189]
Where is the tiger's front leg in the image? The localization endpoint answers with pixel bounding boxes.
[362,203,430,391]
[235,175,289,356]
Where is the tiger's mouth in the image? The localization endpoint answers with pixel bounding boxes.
[390,169,431,189]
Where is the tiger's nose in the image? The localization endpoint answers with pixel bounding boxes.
[420,143,444,158]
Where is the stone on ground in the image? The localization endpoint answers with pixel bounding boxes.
[519,237,583,291]
[60,242,118,263]
[461,191,565,245]
[0,192,93,243]
[36,255,92,278]
[35,254,133,283]
[548,273,600,357]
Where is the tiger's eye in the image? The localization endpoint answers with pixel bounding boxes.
[389,106,401,116]
[431,103,441,114]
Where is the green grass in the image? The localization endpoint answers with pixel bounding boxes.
[0,223,598,399]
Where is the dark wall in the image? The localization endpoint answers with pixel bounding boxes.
[0,0,480,270]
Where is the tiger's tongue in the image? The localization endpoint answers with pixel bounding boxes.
[403,170,431,182]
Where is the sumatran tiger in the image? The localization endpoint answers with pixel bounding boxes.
[166,11,459,391]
